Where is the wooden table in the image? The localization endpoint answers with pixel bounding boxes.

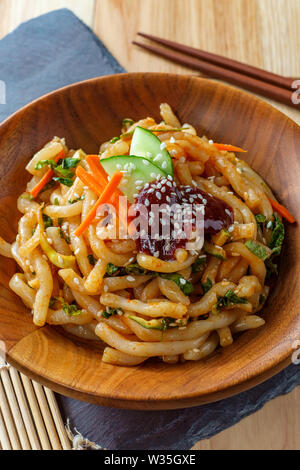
[0,0,299,450]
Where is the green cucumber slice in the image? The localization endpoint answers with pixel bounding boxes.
[130,127,174,177]
[100,155,167,202]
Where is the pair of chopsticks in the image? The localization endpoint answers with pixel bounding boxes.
[0,357,71,450]
[133,33,299,109]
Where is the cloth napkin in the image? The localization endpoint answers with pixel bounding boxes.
[1,8,299,450]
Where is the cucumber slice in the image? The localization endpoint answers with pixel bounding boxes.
[100,155,167,202]
[130,127,174,177]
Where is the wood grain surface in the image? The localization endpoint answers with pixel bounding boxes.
[0,0,299,450]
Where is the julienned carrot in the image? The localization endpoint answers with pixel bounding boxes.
[76,165,131,234]
[86,155,109,186]
[86,155,124,203]
[214,143,247,153]
[268,198,296,224]
[30,150,65,198]
[74,172,124,238]
[76,166,105,196]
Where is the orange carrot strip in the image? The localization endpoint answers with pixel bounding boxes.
[268,198,296,224]
[76,166,105,196]
[86,155,110,186]
[86,155,124,204]
[30,150,65,198]
[214,143,247,153]
[85,155,131,224]
[78,158,132,232]
[74,172,124,238]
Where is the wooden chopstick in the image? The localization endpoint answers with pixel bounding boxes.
[32,381,62,450]
[20,373,52,450]
[133,40,299,109]
[0,358,72,450]
[0,366,31,450]
[0,407,12,450]
[0,374,21,449]
[9,368,41,450]
[137,32,295,90]
[44,387,72,450]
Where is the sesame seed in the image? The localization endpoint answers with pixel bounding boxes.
[74,278,80,286]
[127,276,135,282]
[160,142,167,150]
[170,137,176,144]
[146,152,153,159]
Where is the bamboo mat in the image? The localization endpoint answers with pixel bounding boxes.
[0,357,72,450]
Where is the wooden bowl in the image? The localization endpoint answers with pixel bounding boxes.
[0,73,299,410]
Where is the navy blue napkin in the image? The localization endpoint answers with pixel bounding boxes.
[1,8,299,450]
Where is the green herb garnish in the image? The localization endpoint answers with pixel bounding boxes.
[269,215,285,256]
[201,278,213,294]
[62,302,82,317]
[59,228,71,244]
[35,159,57,170]
[49,298,57,309]
[68,195,85,205]
[110,137,120,144]
[61,158,81,169]
[87,255,96,266]
[102,307,123,319]
[255,214,267,230]
[122,119,134,128]
[40,180,57,193]
[161,273,194,296]
[43,214,53,229]
[106,263,120,277]
[124,263,148,276]
[192,256,207,273]
[245,240,270,261]
[53,177,74,187]
[215,290,248,311]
